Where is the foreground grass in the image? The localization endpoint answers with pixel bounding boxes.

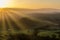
[0,30,60,40]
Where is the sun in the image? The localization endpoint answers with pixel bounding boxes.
[0,0,11,8]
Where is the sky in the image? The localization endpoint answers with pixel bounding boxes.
[1,0,60,9]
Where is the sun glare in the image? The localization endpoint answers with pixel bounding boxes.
[0,0,11,8]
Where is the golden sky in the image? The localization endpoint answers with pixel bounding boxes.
[0,0,60,9]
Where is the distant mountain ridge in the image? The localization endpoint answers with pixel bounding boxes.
[2,8,60,13]
[12,8,60,13]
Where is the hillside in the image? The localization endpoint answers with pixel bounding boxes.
[0,8,60,40]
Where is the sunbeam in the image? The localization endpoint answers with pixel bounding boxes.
[6,11,26,30]
[1,10,8,40]
[5,11,15,34]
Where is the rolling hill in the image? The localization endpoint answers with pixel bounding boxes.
[0,8,60,40]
